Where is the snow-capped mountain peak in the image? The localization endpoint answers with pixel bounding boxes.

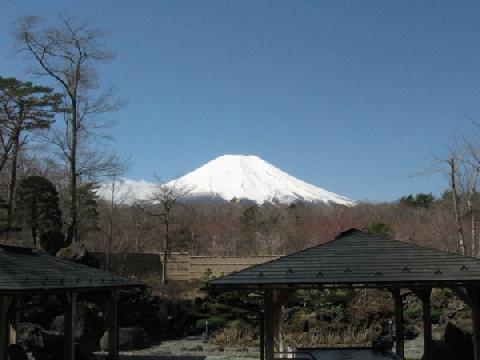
[99,155,354,206]
[167,154,353,205]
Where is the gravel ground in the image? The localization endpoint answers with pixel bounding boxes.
[403,336,424,360]
[96,336,428,360]
[95,338,259,360]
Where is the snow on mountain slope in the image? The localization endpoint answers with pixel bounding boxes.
[99,155,354,206]
[166,155,354,205]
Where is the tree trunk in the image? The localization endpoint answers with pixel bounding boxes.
[67,99,78,244]
[6,133,20,240]
[106,181,115,271]
[162,214,169,284]
[134,212,141,252]
[191,229,196,256]
[31,196,37,248]
[469,196,476,257]
[0,131,19,176]
[450,159,466,255]
[106,212,112,271]
[441,206,451,252]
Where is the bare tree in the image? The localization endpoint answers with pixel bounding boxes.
[129,203,150,252]
[427,140,467,256]
[458,161,479,257]
[137,178,192,283]
[447,155,466,255]
[99,177,130,271]
[464,135,480,257]
[14,16,125,244]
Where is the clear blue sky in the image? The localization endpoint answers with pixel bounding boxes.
[1,0,479,202]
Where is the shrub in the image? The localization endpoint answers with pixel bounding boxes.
[431,308,443,323]
[320,289,356,308]
[195,316,227,331]
[405,303,422,319]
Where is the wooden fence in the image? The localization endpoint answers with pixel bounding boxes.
[91,251,280,281]
[168,253,280,281]
[90,252,162,277]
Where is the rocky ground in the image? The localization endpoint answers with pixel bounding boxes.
[95,336,426,360]
[95,332,455,360]
[95,337,259,359]
[404,335,424,360]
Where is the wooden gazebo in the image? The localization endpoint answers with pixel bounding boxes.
[208,229,480,360]
[0,243,143,360]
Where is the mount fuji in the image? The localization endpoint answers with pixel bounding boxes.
[99,155,354,206]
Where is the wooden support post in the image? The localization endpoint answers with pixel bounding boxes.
[8,297,19,345]
[264,289,292,360]
[264,289,274,360]
[107,290,119,360]
[272,290,284,358]
[0,296,11,360]
[259,311,265,360]
[64,292,77,360]
[419,288,433,360]
[472,285,480,360]
[392,289,404,359]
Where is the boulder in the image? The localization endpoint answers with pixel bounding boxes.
[439,309,456,325]
[422,340,455,360]
[17,323,45,349]
[284,307,296,321]
[51,302,104,358]
[57,243,99,268]
[404,323,420,340]
[444,321,473,360]
[100,326,148,351]
[16,323,63,360]
[22,295,63,329]
[7,344,28,360]
[372,336,393,353]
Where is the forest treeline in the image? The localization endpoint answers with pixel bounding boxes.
[1,15,480,272]
[83,192,474,257]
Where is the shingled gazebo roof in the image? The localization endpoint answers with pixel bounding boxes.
[0,243,142,294]
[208,229,480,289]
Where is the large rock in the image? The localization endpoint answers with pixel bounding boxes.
[22,295,63,329]
[424,340,455,360]
[372,336,393,353]
[100,326,148,351]
[443,321,473,360]
[17,323,46,349]
[57,243,100,268]
[51,302,104,359]
[16,323,63,360]
[7,344,28,360]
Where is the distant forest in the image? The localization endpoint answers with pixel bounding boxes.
[1,15,480,264]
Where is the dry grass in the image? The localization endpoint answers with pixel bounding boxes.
[211,326,256,346]
[285,326,370,348]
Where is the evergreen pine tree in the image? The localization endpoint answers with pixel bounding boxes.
[0,77,60,235]
[15,176,62,247]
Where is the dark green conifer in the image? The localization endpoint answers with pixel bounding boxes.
[15,176,62,247]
